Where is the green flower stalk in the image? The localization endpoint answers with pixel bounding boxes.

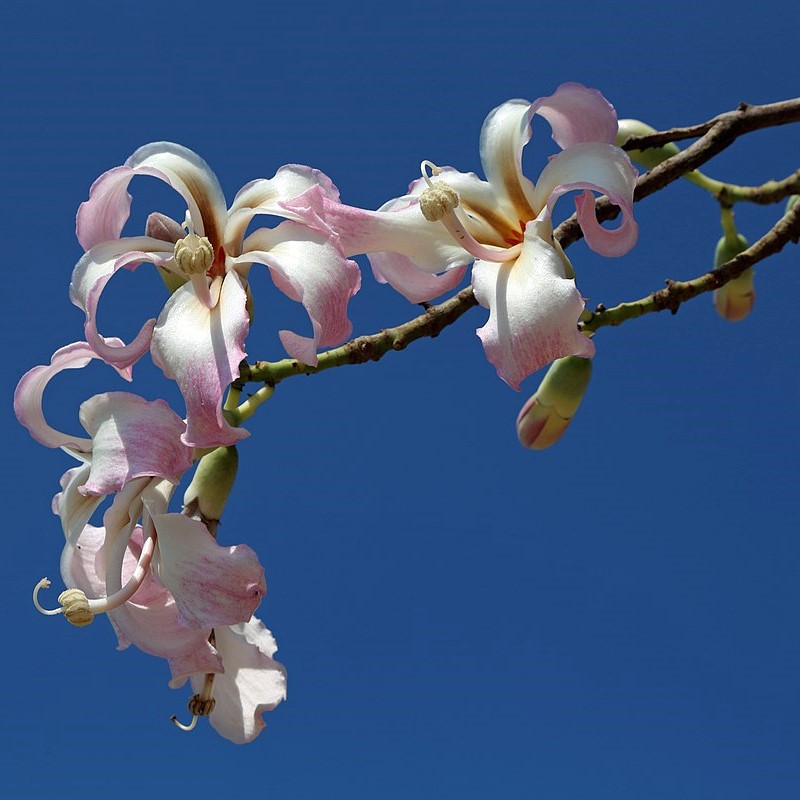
[183,445,239,524]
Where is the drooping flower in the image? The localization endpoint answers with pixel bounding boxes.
[71,143,361,446]
[302,83,638,389]
[16,343,280,741]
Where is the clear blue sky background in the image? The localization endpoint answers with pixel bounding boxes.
[2,1,798,797]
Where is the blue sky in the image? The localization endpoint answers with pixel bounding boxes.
[2,1,798,797]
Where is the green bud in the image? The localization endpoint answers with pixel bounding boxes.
[713,232,754,322]
[616,119,681,170]
[183,445,239,522]
[516,356,592,450]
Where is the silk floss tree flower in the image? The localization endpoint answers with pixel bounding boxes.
[71,142,361,447]
[306,82,639,389]
[14,344,286,743]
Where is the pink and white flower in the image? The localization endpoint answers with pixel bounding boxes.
[304,83,639,389]
[71,143,361,447]
[16,343,282,741]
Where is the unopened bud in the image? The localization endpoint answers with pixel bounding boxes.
[713,232,754,322]
[183,445,239,522]
[616,119,681,171]
[516,356,592,450]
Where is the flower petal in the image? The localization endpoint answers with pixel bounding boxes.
[62,523,220,660]
[77,143,228,252]
[70,236,175,368]
[239,222,361,366]
[226,165,341,254]
[370,252,468,303]
[531,142,639,257]
[14,341,131,452]
[478,99,537,221]
[191,618,287,744]
[77,392,193,496]
[530,82,619,148]
[150,512,266,629]
[473,220,595,390]
[151,273,249,448]
[52,464,102,544]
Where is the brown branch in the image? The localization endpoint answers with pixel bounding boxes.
[580,195,800,332]
[240,286,479,387]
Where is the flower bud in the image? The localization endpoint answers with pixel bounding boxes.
[616,119,681,170]
[183,445,239,522]
[713,231,754,322]
[516,356,592,450]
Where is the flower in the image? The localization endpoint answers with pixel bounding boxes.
[303,83,638,389]
[71,143,361,447]
[16,343,281,741]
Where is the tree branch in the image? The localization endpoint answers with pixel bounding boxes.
[239,286,479,387]
[580,195,800,332]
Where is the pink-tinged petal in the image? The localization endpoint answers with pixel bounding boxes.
[168,644,225,689]
[312,193,470,274]
[530,82,618,148]
[70,236,175,369]
[62,522,220,660]
[531,142,639,258]
[574,190,639,257]
[190,618,287,744]
[239,222,361,365]
[226,165,341,253]
[77,392,193,497]
[473,220,595,390]
[150,513,266,629]
[76,166,136,250]
[77,144,227,252]
[151,273,249,448]
[52,464,102,544]
[370,252,468,303]
[478,99,537,221]
[14,341,131,452]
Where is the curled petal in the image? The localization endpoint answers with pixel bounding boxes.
[151,273,249,448]
[78,143,228,254]
[14,341,131,453]
[150,513,266,629]
[53,464,102,544]
[479,99,537,221]
[531,142,639,258]
[473,220,595,390]
[531,82,619,148]
[190,618,287,744]
[78,392,193,497]
[239,222,361,366]
[70,237,174,368]
[226,165,341,253]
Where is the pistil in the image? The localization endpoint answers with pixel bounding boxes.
[32,525,156,626]
[173,213,215,308]
[418,161,522,264]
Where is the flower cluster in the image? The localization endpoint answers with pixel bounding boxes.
[15,83,638,743]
